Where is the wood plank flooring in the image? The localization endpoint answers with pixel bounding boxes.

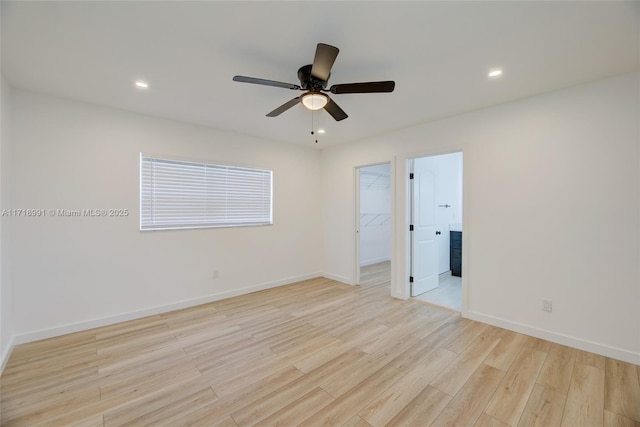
[1,262,638,426]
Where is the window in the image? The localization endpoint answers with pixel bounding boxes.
[140,154,272,230]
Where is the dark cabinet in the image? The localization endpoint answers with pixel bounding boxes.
[450,231,462,277]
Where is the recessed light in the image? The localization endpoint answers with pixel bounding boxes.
[135,80,149,89]
[317,129,326,134]
[488,69,503,78]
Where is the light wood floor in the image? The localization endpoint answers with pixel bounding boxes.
[1,265,639,426]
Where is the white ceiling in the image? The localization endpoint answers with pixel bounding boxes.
[2,1,639,147]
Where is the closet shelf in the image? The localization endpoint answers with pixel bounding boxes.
[360,213,391,227]
[360,170,390,190]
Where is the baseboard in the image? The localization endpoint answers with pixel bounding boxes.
[321,272,353,285]
[0,334,15,374]
[465,310,640,365]
[439,270,452,278]
[359,257,391,267]
[11,272,323,347]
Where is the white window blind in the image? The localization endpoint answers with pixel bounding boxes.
[140,155,273,230]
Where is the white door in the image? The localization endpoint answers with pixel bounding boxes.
[411,161,439,296]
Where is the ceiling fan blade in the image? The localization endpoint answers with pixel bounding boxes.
[311,43,339,81]
[324,97,348,121]
[233,75,300,90]
[266,97,301,117]
[329,81,396,94]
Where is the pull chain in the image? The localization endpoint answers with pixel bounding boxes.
[310,109,317,143]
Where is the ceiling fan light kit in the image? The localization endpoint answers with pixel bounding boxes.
[232,43,395,123]
[301,93,328,110]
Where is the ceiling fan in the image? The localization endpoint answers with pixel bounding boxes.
[232,43,395,121]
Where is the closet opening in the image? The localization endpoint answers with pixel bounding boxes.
[355,163,391,289]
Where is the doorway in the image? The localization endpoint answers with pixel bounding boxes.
[356,163,391,288]
[410,152,463,310]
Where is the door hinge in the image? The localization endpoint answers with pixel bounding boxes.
[409,173,414,179]
[409,224,414,231]
[409,276,414,283]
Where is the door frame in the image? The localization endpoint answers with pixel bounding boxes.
[354,161,393,287]
[397,148,467,313]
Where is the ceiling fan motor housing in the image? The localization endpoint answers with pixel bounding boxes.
[298,64,328,91]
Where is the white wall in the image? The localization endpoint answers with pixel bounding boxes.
[9,89,323,342]
[4,74,639,367]
[321,73,640,364]
[1,76,14,369]
[359,163,391,266]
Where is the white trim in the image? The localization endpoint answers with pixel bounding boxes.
[0,334,15,374]
[354,167,361,285]
[466,310,640,365]
[11,272,321,346]
[359,257,392,267]
[321,272,353,285]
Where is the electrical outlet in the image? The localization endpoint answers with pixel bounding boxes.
[212,270,219,279]
[543,299,552,312]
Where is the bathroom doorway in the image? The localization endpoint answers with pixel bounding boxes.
[410,152,463,310]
